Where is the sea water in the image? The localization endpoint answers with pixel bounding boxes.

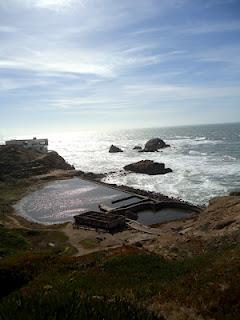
[2,123,240,205]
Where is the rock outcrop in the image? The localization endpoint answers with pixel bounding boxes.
[109,145,123,153]
[124,160,172,175]
[141,138,170,152]
[196,195,240,234]
[0,145,74,180]
[229,191,240,196]
[133,146,142,150]
[75,170,106,181]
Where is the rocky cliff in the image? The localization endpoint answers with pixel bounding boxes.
[0,145,74,180]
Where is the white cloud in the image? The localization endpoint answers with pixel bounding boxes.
[0,48,114,77]
[0,0,81,11]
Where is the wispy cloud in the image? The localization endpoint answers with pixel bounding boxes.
[0,0,239,130]
[132,20,240,37]
[0,49,114,77]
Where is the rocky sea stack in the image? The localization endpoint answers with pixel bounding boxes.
[124,160,172,175]
[140,138,170,152]
[109,145,123,153]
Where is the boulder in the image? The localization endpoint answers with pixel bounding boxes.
[75,170,106,181]
[124,160,172,175]
[229,191,240,196]
[133,145,142,150]
[141,138,170,152]
[109,145,123,153]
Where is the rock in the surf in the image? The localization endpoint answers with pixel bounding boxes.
[124,160,172,175]
[109,145,123,153]
[133,145,142,150]
[141,138,170,152]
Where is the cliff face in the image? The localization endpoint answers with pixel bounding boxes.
[196,195,240,235]
[0,145,74,180]
[147,193,240,259]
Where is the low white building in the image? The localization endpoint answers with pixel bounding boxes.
[5,137,48,152]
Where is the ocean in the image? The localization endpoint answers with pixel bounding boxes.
[1,122,240,205]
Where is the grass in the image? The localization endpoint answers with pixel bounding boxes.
[0,226,77,257]
[0,179,32,224]
[79,239,98,249]
[0,179,31,203]
[0,227,29,257]
[0,292,162,320]
[0,245,239,319]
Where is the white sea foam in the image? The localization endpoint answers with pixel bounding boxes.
[45,129,240,205]
[195,136,206,140]
[2,124,240,205]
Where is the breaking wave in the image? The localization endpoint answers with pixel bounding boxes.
[3,123,240,206]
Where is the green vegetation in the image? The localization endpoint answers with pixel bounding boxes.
[0,179,32,224]
[0,292,161,320]
[0,246,239,319]
[0,179,31,204]
[0,226,77,257]
[80,239,98,249]
[0,227,29,257]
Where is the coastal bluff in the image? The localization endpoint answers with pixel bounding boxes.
[0,145,74,180]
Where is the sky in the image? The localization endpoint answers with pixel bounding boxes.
[0,0,240,135]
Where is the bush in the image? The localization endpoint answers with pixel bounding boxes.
[0,227,29,257]
[0,291,163,320]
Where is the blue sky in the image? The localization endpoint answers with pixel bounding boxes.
[0,0,240,135]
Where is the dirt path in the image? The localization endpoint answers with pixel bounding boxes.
[126,219,162,235]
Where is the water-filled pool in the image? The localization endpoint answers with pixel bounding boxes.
[15,178,129,224]
[14,177,195,225]
[137,208,194,225]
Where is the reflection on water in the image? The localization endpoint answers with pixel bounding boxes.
[15,177,195,226]
[14,178,129,224]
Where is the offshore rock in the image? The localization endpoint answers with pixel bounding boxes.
[133,145,142,150]
[124,160,172,175]
[109,145,123,153]
[141,138,170,152]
